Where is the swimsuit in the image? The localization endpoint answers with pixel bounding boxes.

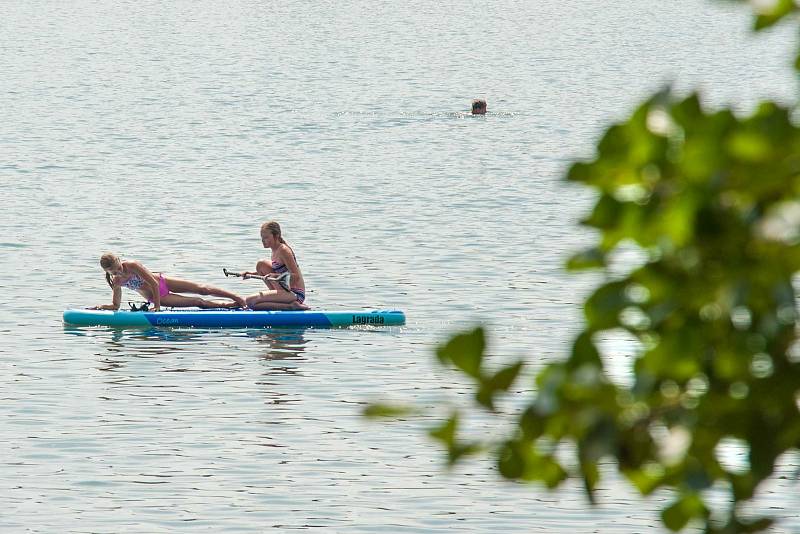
[291,288,305,303]
[272,248,304,302]
[123,273,145,291]
[272,246,299,274]
[157,274,169,297]
[122,272,169,298]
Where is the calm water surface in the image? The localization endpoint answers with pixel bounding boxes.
[2,1,799,532]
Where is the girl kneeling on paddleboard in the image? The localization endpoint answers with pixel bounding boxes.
[241,221,308,311]
[90,253,246,311]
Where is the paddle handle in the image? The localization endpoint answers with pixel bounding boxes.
[223,267,264,280]
[223,268,292,292]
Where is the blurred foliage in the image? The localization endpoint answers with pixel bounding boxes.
[730,0,800,68]
[736,0,798,31]
[367,3,800,533]
[563,89,800,532]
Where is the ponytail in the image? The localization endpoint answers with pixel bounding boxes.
[101,252,119,288]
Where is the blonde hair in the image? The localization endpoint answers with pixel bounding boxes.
[261,220,286,244]
[100,252,119,269]
[100,252,120,288]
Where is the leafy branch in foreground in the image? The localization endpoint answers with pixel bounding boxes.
[555,89,800,532]
[368,91,800,532]
[367,5,800,532]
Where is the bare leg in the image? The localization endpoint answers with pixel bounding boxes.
[164,276,246,307]
[249,301,310,311]
[160,294,241,309]
[255,259,273,276]
[245,289,309,311]
[255,259,278,291]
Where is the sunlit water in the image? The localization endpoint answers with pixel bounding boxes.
[2,1,799,531]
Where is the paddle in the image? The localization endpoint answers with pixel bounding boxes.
[223,268,292,292]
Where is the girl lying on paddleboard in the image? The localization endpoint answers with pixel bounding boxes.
[90,253,246,311]
[239,221,308,311]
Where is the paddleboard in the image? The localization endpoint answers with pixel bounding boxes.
[63,308,406,328]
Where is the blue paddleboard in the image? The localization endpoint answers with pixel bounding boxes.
[63,308,406,328]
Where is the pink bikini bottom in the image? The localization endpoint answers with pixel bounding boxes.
[158,274,170,297]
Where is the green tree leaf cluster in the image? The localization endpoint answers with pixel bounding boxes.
[561,88,800,531]
[368,4,800,532]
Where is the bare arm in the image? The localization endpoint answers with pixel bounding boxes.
[278,246,302,288]
[111,285,121,309]
[91,285,121,310]
[128,261,162,311]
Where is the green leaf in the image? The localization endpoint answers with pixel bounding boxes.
[567,161,592,184]
[567,332,602,370]
[738,516,775,533]
[519,406,545,441]
[624,466,665,495]
[661,493,707,531]
[540,455,568,487]
[475,360,524,410]
[662,499,690,531]
[436,327,485,378]
[428,412,482,466]
[727,130,772,163]
[583,194,625,232]
[498,439,526,479]
[362,403,418,419]
[580,417,618,462]
[566,247,606,271]
[497,439,567,486]
[752,0,795,30]
[660,192,700,247]
[584,281,629,331]
[579,456,600,504]
[429,413,458,445]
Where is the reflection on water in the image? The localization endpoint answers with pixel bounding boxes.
[64,325,225,344]
[64,324,310,376]
[64,325,308,351]
[247,328,309,362]
[108,328,209,344]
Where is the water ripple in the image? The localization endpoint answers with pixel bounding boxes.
[2,0,799,532]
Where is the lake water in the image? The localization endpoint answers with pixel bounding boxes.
[2,1,799,531]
